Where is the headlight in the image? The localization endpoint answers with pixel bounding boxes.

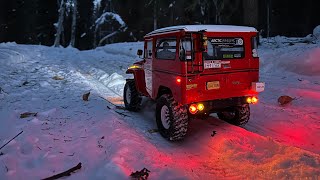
[128,64,141,69]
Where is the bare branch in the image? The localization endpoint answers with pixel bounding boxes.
[0,131,23,150]
[42,163,82,180]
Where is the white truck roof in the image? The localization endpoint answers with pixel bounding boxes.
[146,25,257,36]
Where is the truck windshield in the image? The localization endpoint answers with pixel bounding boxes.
[204,37,244,60]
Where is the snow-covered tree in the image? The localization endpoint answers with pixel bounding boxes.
[54,0,66,47]
[94,12,127,47]
[92,0,127,47]
[69,0,78,47]
[54,0,78,47]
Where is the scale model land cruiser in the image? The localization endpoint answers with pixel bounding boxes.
[124,25,265,141]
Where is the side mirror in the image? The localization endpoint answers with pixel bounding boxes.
[137,49,143,57]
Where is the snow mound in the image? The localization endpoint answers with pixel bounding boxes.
[99,72,126,96]
[1,41,320,179]
[100,42,144,58]
[282,48,320,76]
[313,25,320,40]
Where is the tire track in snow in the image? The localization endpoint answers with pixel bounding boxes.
[1,44,319,179]
[0,48,25,61]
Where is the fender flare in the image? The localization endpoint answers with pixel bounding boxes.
[126,69,149,96]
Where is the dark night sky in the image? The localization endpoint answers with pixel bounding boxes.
[0,0,319,49]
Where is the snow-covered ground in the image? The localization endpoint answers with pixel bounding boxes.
[0,38,319,179]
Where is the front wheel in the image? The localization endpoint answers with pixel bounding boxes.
[217,104,250,126]
[123,80,141,111]
[156,94,188,141]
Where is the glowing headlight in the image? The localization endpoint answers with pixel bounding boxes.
[128,64,141,69]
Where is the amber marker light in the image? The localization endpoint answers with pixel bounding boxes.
[197,103,205,111]
[189,104,198,114]
[246,97,258,104]
[251,96,258,104]
[128,64,141,69]
[246,97,252,104]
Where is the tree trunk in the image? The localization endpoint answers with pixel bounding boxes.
[98,31,118,46]
[243,0,259,27]
[70,0,77,47]
[267,0,271,37]
[153,0,157,30]
[213,0,224,24]
[54,0,66,47]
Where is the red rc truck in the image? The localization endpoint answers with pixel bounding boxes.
[124,25,265,141]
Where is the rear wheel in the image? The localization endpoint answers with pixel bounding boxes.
[156,94,188,141]
[123,80,141,111]
[217,104,250,126]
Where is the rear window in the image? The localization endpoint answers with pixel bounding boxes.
[204,38,244,60]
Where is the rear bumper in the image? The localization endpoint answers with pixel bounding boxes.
[184,71,260,105]
[196,96,250,113]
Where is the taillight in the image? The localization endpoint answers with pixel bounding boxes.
[246,97,259,104]
[251,97,258,104]
[197,104,205,111]
[252,49,258,58]
[251,36,259,57]
[189,104,198,114]
[246,97,252,104]
[176,77,181,83]
[189,103,205,114]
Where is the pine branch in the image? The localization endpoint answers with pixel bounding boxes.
[42,163,82,180]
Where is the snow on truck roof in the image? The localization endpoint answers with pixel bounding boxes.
[146,25,257,36]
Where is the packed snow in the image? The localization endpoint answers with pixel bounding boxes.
[0,36,319,179]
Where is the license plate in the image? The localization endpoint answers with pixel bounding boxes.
[204,60,221,69]
[207,81,220,90]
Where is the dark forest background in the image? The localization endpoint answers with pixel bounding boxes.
[0,0,319,50]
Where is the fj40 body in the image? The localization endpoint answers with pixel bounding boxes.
[124,25,265,141]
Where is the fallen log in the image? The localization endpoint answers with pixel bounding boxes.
[42,162,82,180]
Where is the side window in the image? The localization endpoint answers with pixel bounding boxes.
[156,38,177,60]
[145,40,153,58]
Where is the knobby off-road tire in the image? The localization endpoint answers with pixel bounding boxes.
[217,104,250,126]
[156,94,189,141]
[123,80,142,112]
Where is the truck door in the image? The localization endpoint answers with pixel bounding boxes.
[144,39,153,96]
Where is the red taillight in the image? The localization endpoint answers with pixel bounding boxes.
[189,104,198,114]
[176,77,181,83]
